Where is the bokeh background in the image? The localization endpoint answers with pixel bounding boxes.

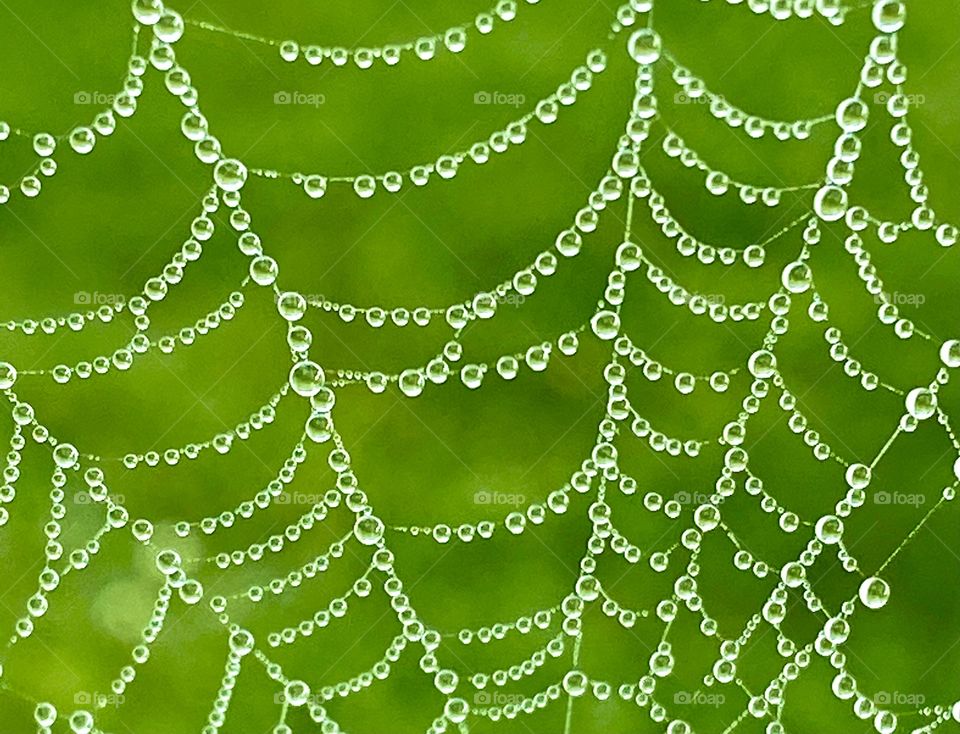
[1,1,960,732]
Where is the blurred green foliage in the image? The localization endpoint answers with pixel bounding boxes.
[1,1,960,733]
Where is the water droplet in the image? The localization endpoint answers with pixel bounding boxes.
[289,361,325,397]
[781,261,812,293]
[872,1,906,33]
[858,576,890,610]
[815,515,844,544]
[748,349,777,379]
[303,175,327,199]
[354,515,384,545]
[214,158,247,192]
[940,340,960,368]
[0,362,17,389]
[905,387,936,420]
[53,443,79,469]
[284,679,310,706]
[68,127,96,155]
[845,463,871,489]
[132,0,164,25]
[627,29,661,64]
[814,185,848,221]
[591,310,620,340]
[249,255,278,286]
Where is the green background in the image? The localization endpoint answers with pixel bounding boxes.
[1,1,960,732]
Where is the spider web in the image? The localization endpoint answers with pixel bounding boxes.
[0,0,959,733]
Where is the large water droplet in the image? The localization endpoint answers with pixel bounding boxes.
[872,1,906,33]
[814,185,848,222]
[627,29,661,65]
[858,576,890,610]
[289,361,325,397]
[0,362,17,389]
[214,158,248,192]
[781,261,812,293]
[354,515,384,545]
[905,387,936,420]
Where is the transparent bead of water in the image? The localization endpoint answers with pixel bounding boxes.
[627,29,661,64]
[289,361,325,397]
[815,515,844,544]
[0,362,16,389]
[845,463,871,489]
[858,576,890,609]
[781,261,812,294]
[354,515,384,545]
[813,185,848,222]
[872,1,905,33]
[905,387,936,420]
[214,158,247,192]
[132,0,164,25]
[69,127,96,155]
[940,340,960,368]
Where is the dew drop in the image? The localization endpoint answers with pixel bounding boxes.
[289,361,325,397]
[591,310,620,340]
[627,29,661,64]
[939,340,960,368]
[354,515,384,545]
[0,362,17,389]
[858,576,890,610]
[904,387,936,420]
[747,349,777,379]
[813,185,848,222]
[781,261,812,294]
[872,1,906,33]
[214,158,248,192]
[845,463,871,489]
[815,515,844,545]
